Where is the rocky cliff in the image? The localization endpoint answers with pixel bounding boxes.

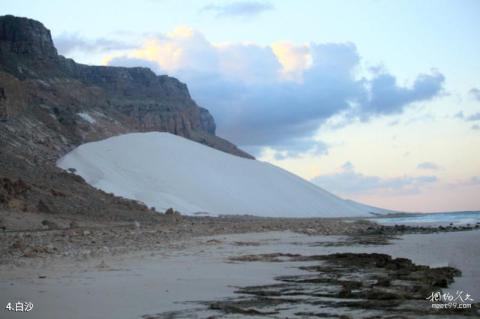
[0,15,252,223]
[0,15,251,157]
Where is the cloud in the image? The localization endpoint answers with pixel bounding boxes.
[102,28,445,154]
[246,138,329,160]
[468,113,480,121]
[454,111,480,121]
[269,139,329,160]
[271,42,312,82]
[457,176,480,186]
[470,176,480,184]
[358,71,445,118]
[202,1,274,18]
[129,27,220,74]
[54,33,135,55]
[107,56,165,73]
[417,161,440,170]
[472,124,480,130]
[311,162,437,196]
[342,161,354,171]
[470,88,480,101]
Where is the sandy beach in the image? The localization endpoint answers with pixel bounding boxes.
[1,225,479,318]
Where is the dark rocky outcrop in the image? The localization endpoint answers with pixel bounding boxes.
[0,15,252,222]
[173,252,477,318]
[0,15,59,76]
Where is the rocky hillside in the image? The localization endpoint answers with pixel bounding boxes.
[0,15,252,226]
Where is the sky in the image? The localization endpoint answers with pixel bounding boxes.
[2,0,479,212]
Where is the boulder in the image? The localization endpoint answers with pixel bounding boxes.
[165,208,182,221]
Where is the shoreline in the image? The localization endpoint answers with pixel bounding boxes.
[2,213,479,268]
[0,216,373,267]
[1,228,478,318]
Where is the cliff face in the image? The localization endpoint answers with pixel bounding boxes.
[67,63,218,137]
[0,15,60,80]
[0,15,250,157]
[0,15,252,222]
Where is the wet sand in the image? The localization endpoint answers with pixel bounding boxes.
[1,229,479,318]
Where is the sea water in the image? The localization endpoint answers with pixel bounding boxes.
[375,211,480,226]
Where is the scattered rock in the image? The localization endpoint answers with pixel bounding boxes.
[0,177,30,197]
[11,239,26,251]
[164,208,182,221]
[338,286,352,298]
[209,252,472,318]
[232,241,261,247]
[96,260,110,270]
[41,219,58,230]
[375,278,391,287]
[37,199,53,213]
[50,188,66,197]
[206,239,222,245]
[165,208,179,216]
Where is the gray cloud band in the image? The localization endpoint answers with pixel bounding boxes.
[99,38,443,155]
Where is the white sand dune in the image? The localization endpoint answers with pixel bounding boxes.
[57,132,376,217]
